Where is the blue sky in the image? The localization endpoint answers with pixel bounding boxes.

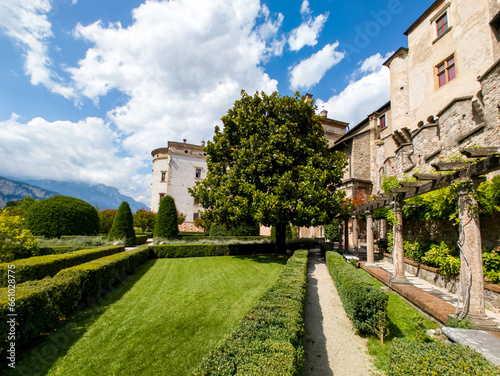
[0,0,435,206]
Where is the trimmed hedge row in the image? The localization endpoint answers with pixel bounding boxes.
[192,250,308,376]
[0,246,125,287]
[135,234,149,245]
[0,247,150,352]
[325,251,388,335]
[388,338,500,375]
[150,243,277,258]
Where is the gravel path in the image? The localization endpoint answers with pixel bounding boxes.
[304,249,377,376]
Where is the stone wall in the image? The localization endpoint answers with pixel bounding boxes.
[351,131,371,181]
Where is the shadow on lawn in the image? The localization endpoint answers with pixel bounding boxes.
[5,259,157,376]
[231,253,289,265]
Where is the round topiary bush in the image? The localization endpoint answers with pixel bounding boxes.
[25,195,99,238]
[154,195,179,240]
[108,201,136,246]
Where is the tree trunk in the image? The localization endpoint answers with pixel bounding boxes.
[275,222,287,254]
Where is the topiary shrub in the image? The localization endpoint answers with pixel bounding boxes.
[0,210,39,262]
[98,209,117,234]
[108,202,136,247]
[154,195,179,240]
[25,196,99,238]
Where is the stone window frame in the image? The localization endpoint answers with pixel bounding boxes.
[160,171,166,182]
[435,53,457,89]
[379,114,387,129]
[430,2,452,44]
[195,167,203,179]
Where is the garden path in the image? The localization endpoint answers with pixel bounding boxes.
[304,248,377,376]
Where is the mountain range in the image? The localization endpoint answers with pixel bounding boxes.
[0,176,148,212]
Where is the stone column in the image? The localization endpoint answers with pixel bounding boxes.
[343,218,349,252]
[337,221,343,249]
[365,211,375,266]
[352,215,359,254]
[390,196,409,284]
[457,179,486,318]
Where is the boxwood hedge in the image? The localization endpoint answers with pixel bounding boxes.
[0,247,150,353]
[0,246,125,287]
[192,249,308,376]
[388,338,500,375]
[150,243,276,258]
[325,251,389,335]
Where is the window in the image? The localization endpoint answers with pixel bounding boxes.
[436,13,448,37]
[379,114,386,129]
[159,193,165,201]
[194,197,199,205]
[161,172,166,182]
[195,168,202,178]
[193,213,199,221]
[436,55,456,88]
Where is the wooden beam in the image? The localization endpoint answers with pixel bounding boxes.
[461,147,500,158]
[400,181,429,187]
[413,173,443,181]
[459,155,500,178]
[432,162,470,171]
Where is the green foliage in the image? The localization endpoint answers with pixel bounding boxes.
[0,209,39,262]
[133,208,156,233]
[209,221,260,236]
[447,317,475,329]
[154,195,179,240]
[270,223,298,240]
[0,247,149,353]
[388,338,500,376]
[324,218,340,241]
[149,243,276,258]
[98,209,117,234]
[0,245,125,286]
[403,241,427,263]
[135,234,149,245]
[483,248,500,284]
[422,241,460,275]
[108,201,137,246]
[382,176,401,193]
[325,251,389,335]
[25,195,99,238]
[2,196,37,217]
[189,91,347,252]
[193,250,308,376]
[372,207,391,220]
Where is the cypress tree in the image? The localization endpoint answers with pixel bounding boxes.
[108,201,136,246]
[155,195,179,239]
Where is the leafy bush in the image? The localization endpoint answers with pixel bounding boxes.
[422,241,460,275]
[133,208,156,233]
[483,248,500,284]
[0,247,150,353]
[98,209,117,234]
[403,241,426,263]
[325,251,389,336]
[388,338,500,376]
[135,234,149,245]
[270,223,298,240]
[0,246,125,286]
[108,201,136,246]
[0,210,39,262]
[150,243,276,258]
[154,195,179,240]
[324,218,340,242]
[193,250,308,376]
[25,196,99,238]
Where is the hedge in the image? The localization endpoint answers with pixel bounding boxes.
[0,247,150,353]
[0,246,125,287]
[192,250,308,376]
[150,243,277,258]
[388,338,500,375]
[325,251,389,335]
[135,234,149,245]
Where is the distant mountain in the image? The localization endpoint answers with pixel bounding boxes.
[0,177,59,208]
[0,177,148,212]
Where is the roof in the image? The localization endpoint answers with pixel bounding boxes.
[404,0,445,36]
[383,47,409,67]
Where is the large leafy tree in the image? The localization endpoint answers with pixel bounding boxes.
[189,91,347,252]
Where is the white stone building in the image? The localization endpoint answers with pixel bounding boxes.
[150,140,207,232]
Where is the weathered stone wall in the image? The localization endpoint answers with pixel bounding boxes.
[410,124,440,171]
[351,131,371,181]
[480,60,500,140]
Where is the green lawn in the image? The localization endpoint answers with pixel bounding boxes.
[10,254,286,376]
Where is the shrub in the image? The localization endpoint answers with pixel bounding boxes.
[0,246,125,286]
[0,247,150,353]
[324,218,340,242]
[150,243,276,258]
[325,251,389,336]
[108,202,136,246]
[193,250,308,376]
[154,195,179,240]
[270,223,297,240]
[422,241,460,275]
[25,196,99,238]
[133,208,156,233]
[483,249,500,284]
[135,234,149,245]
[403,241,426,263]
[98,209,117,234]
[388,338,500,376]
[0,211,39,262]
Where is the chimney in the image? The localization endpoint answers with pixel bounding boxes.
[320,109,328,118]
[183,139,187,144]
[200,140,205,147]
[304,93,313,103]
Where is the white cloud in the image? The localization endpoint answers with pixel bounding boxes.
[289,42,345,90]
[300,0,311,15]
[0,114,150,204]
[317,52,392,126]
[288,13,328,51]
[0,0,75,98]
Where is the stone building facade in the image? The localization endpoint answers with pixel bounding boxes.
[150,140,207,232]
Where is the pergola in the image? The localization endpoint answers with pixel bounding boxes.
[351,147,500,327]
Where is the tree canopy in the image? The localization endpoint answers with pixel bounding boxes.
[189,91,347,251]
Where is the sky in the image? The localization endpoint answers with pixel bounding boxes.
[0,0,436,206]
